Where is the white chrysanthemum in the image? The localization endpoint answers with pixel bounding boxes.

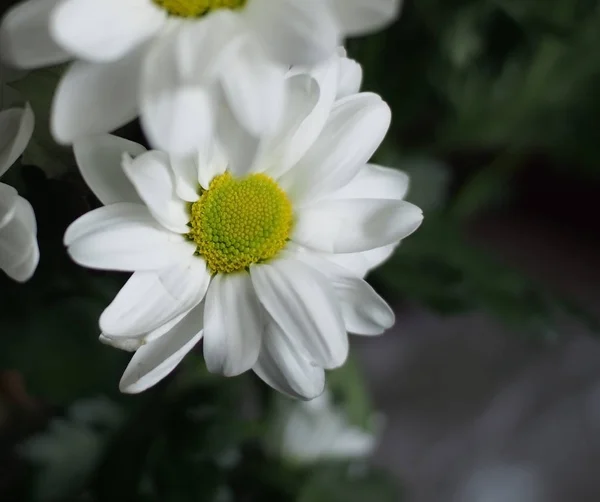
[266,390,379,463]
[0,0,402,156]
[64,57,422,399]
[0,101,38,282]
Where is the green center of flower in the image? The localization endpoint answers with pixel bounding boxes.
[153,0,247,18]
[188,172,293,274]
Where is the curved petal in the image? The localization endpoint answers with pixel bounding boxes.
[330,0,402,36]
[0,0,71,69]
[0,191,39,282]
[50,0,165,62]
[51,48,143,144]
[73,134,146,205]
[123,150,189,233]
[65,203,195,271]
[293,198,422,254]
[328,163,409,201]
[279,93,391,205]
[203,272,264,376]
[119,301,204,394]
[219,36,285,138]
[250,258,347,369]
[294,253,394,335]
[253,320,325,400]
[101,258,210,337]
[326,243,397,279]
[169,154,201,202]
[99,334,142,352]
[246,0,339,66]
[337,54,363,98]
[0,104,35,177]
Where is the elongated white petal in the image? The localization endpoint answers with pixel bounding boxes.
[203,273,263,376]
[0,105,34,177]
[50,0,165,62]
[330,0,402,36]
[51,48,143,144]
[0,188,39,282]
[327,243,397,279]
[328,164,409,201]
[294,253,394,335]
[197,145,228,190]
[65,203,195,271]
[123,150,189,233]
[250,258,347,369]
[73,135,146,205]
[140,12,241,155]
[253,320,325,400]
[101,258,210,337]
[220,36,285,138]
[294,198,422,254]
[119,302,204,394]
[169,154,201,202]
[246,0,339,66]
[337,55,363,98]
[280,93,391,205]
[257,58,338,178]
[0,0,71,68]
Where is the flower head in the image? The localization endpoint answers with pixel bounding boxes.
[0,0,402,156]
[64,55,422,399]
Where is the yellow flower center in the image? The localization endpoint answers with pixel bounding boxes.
[188,172,293,274]
[153,0,247,18]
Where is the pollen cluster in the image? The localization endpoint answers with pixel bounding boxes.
[188,172,293,274]
[153,0,247,18]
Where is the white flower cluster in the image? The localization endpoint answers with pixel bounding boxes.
[0,0,421,400]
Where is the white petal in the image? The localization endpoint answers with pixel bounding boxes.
[51,48,143,144]
[73,134,146,205]
[328,163,409,201]
[123,151,189,233]
[256,57,338,178]
[197,145,227,190]
[279,93,391,205]
[246,0,339,66]
[327,243,397,279]
[330,0,402,36]
[0,189,39,282]
[50,0,165,62]
[253,320,325,400]
[294,253,394,335]
[140,13,241,155]
[65,203,195,271]
[101,259,210,337]
[0,0,71,69]
[337,55,363,98]
[169,154,200,202]
[119,302,204,394]
[0,104,34,177]
[99,334,142,352]
[293,198,422,254]
[219,36,285,138]
[250,258,348,369]
[203,273,263,377]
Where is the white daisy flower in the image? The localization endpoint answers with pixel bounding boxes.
[64,63,422,399]
[0,0,402,156]
[0,101,38,282]
[266,390,379,464]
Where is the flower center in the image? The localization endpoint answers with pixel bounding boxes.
[188,172,293,274]
[153,0,247,18]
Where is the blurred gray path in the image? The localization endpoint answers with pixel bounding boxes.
[357,213,600,502]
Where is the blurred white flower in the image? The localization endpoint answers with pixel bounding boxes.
[0,0,401,156]
[0,100,38,282]
[267,390,379,464]
[64,55,422,398]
